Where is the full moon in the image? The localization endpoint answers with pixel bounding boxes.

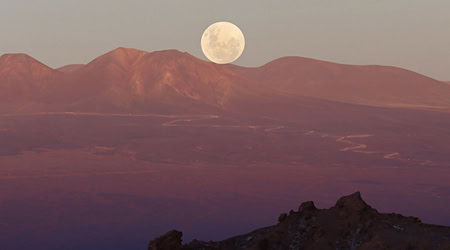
[201,22,245,64]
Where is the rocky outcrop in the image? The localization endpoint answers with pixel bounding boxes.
[148,192,450,250]
[148,230,184,250]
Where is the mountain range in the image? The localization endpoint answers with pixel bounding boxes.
[1,47,450,114]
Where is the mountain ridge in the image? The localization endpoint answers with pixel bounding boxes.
[231,56,450,108]
[1,47,450,114]
[1,48,446,82]
[2,48,446,83]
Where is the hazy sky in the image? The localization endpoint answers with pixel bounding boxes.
[1,0,449,80]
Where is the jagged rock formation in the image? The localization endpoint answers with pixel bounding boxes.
[148,192,450,250]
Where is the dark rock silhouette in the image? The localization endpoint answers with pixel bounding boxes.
[148,230,184,250]
[148,192,450,250]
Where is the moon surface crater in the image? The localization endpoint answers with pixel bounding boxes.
[201,22,245,64]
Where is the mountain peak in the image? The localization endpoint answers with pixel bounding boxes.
[1,53,33,61]
[0,53,56,82]
[150,49,191,57]
[0,53,52,69]
[334,191,372,212]
[110,47,148,57]
[90,47,149,69]
[143,49,199,64]
[107,47,191,60]
[86,48,195,71]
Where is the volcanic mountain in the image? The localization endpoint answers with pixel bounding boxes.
[231,57,450,108]
[32,48,271,114]
[1,47,450,113]
[55,48,268,114]
[0,53,61,112]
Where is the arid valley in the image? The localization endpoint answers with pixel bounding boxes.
[0,48,450,249]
